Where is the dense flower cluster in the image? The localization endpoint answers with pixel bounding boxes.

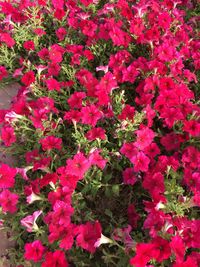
[0,0,199,266]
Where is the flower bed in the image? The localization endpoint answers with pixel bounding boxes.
[0,0,200,266]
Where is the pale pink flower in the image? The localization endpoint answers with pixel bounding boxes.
[21,210,42,232]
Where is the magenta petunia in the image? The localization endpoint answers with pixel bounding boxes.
[24,240,45,262]
[0,164,17,189]
[39,136,62,151]
[76,221,102,253]
[1,126,16,146]
[21,71,35,86]
[42,250,68,267]
[65,152,91,179]
[0,189,19,213]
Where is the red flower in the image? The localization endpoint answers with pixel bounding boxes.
[142,172,165,201]
[160,132,184,152]
[0,33,15,47]
[0,164,16,189]
[24,240,45,262]
[39,136,62,151]
[85,127,106,141]
[76,221,102,253]
[123,167,137,185]
[42,250,68,267]
[52,0,64,10]
[1,126,16,146]
[34,28,46,36]
[96,72,118,94]
[152,237,171,262]
[23,40,35,51]
[130,242,159,267]
[67,91,86,109]
[56,27,67,41]
[33,156,52,171]
[21,71,35,86]
[0,66,8,81]
[46,78,60,91]
[48,63,61,76]
[118,105,135,121]
[52,200,74,226]
[88,149,107,170]
[59,223,76,250]
[65,152,91,179]
[173,256,198,267]
[131,151,150,172]
[38,48,49,61]
[0,189,19,213]
[64,110,82,123]
[170,235,185,264]
[120,142,138,159]
[49,45,64,63]
[183,120,200,137]
[81,104,102,127]
[40,173,59,188]
[134,127,155,150]
[80,0,94,6]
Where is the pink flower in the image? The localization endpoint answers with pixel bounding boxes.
[21,71,35,86]
[81,104,102,127]
[118,105,135,121]
[39,172,58,188]
[134,127,155,150]
[38,48,49,60]
[34,28,46,36]
[56,27,67,41]
[120,142,138,159]
[151,237,171,262]
[24,240,45,262]
[131,152,150,172]
[0,32,15,47]
[0,189,19,213]
[76,221,102,253]
[42,250,68,267]
[67,92,86,109]
[96,72,118,93]
[59,223,76,250]
[183,120,200,137]
[52,200,74,226]
[26,192,42,204]
[23,40,35,51]
[142,172,165,201]
[130,242,159,267]
[1,126,16,146]
[123,167,137,185]
[170,235,185,264]
[52,0,64,10]
[0,164,16,189]
[49,45,64,63]
[0,66,8,81]
[88,149,107,170]
[46,78,60,91]
[65,152,91,179]
[21,210,42,232]
[85,127,106,141]
[16,167,31,181]
[173,256,198,267]
[160,132,184,152]
[39,136,62,151]
[80,0,94,7]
